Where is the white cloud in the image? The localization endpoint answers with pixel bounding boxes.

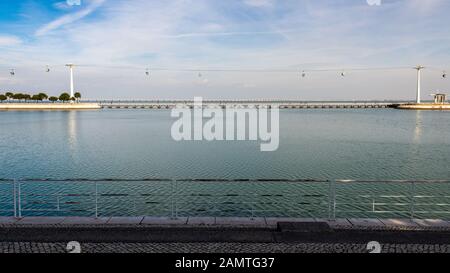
[0,35,22,47]
[407,0,445,14]
[243,0,273,8]
[53,1,72,10]
[2,0,450,100]
[36,0,106,36]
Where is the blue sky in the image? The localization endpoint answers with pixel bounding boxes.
[1,0,450,100]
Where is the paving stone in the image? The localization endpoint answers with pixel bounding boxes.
[278,222,333,232]
[348,218,384,227]
[321,218,352,227]
[16,217,66,225]
[265,217,316,227]
[381,219,419,227]
[215,217,266,226]
[187,217,215,225]
[61,217,110,225]
[107,217,144,225]
[413,219,450,228]
[141,217,188,225]
[0,242,449,254]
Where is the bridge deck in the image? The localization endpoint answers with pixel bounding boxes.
[96,102,397,109]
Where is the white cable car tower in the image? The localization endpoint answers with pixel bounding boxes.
[414,65,425,104]
[66,63,75,101]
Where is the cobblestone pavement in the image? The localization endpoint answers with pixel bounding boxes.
[1,242,449,253]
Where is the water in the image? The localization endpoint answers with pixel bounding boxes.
[1,109,449,218]
[1,108,450,180]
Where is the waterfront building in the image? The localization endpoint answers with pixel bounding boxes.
[431,93,447,104]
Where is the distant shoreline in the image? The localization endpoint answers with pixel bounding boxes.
[0,103,101,110]
[396,103,450,110]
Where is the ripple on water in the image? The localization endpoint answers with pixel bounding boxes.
[1,109,450,217]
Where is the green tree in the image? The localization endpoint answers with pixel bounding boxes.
[23,94,31,101]
[5,92,13,100]
[49,96,58,103]
[59,93,71,102]
[31,95,42,101]
[13,93,24,101]
[0,94,7,102]
[38,93,48,100]
[74,92,81,102]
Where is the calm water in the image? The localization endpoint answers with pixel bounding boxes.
[0,109,449,218]
[1,109,450,180]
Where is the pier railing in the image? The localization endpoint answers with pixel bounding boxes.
[0,179,449,220]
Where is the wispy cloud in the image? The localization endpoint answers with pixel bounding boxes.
[0,35,22,47]
[164,29,296,39]
[2,0,450,100]
[35,0,106,36]
[243,0,274,8]
[407,0,445,14]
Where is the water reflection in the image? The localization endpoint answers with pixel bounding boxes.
[67,111,77,151]
[413,110,423,144]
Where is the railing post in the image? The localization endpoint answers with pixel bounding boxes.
[332,180,336,220]
[410,181,415,220]
[18,180,22,218]
[328,180,336,221]
[94,182,98,218]
[132,194,137,216]
[328,181,331,220]
[250,190,255,220]
[175,181,178,219]
[13,179,17,218]
[372,195,376,213]
[170,181,175,219]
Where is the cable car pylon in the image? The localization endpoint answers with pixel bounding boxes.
[414,65,425,104]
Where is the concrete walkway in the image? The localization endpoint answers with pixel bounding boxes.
[1,217,450,229]
[2,217,450,253]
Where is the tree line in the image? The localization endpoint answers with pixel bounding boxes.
[0,92,81,103]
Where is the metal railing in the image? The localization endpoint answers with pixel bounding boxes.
[0,179,449,219]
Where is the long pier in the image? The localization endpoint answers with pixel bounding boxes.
[95,100,400,109]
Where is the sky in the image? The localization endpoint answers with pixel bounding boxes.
[0,0,450,100]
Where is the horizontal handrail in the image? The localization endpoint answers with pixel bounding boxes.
[0,179,448,220]
[1,178,450,183]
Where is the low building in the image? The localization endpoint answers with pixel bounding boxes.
[431,93,447,104]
